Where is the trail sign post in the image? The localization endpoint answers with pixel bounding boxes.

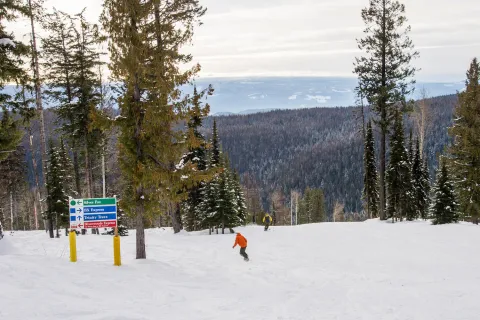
[69,197,117,229]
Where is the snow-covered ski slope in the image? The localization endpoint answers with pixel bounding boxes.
[1,220,480,320]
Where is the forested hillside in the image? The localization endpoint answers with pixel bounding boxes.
[205,94,458,216]
[16,94,457,219]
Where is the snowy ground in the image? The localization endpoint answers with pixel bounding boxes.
[1,220,480,320]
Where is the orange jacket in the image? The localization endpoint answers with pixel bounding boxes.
[233,233,247,248]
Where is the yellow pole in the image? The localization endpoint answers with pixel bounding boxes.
[113,227,121,266]
[69,230,77,262]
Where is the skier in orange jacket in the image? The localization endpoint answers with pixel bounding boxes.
[233,232,249,261]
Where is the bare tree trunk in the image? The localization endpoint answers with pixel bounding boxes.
[171,203,183,234]
[102,146,106,198]
[72,148,81,196]
[10,191,13,231]
[28,132,41,230]
[379,132,386,220]
[135,186,146,259]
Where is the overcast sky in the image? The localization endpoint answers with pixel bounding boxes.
[9,0,480,82]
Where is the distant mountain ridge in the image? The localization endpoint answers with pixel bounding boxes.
[191,77,464,114]
[3,77,464,115]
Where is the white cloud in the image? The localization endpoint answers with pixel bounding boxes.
[305,95,331,104]
[288,95,298,100]
[332,88,351,93]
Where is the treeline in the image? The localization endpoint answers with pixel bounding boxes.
[0,92,461,230]
[362,59,480,225]
[207,94,457,218]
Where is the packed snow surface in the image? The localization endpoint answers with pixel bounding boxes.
[1,220,480,320]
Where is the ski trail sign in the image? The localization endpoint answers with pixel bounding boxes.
[69,197,117,229]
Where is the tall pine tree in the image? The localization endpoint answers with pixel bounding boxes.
[354,0,418,220]
[41,10,82,196]
[386,110,412,221]
[102,0,207,258]
[363,120,379,219]
[45,142,69,238]
[181,86,212,232]
[430,159,458,225]
[448,58,480,224]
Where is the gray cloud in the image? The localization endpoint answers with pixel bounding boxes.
[6,0,479,81]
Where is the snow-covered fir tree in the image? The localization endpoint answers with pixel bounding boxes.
[196,122,247,234]
[412,139,430,220]
[363,120,379,219]
[386,110,414,221]
[430,159,458,225]
[448,58,480,224]
[421,157,431,220]
[231,170,247,226]
[181,86,211,232]
[215,165,238,233]
[45,142,69,238]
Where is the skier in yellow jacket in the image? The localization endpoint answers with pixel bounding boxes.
[263,213,272,231]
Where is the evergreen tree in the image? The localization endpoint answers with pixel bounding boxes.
[297,188,326,224]
[45,142,69,238]
[58,138,75,198]
[102,0,207,258]
[421,157,431,219]
[405,131,417,221]
[181,86,211,232]
[0,146,27,230]
[407,130,414,167]
[231,170,247,226]
[196,175,219,232]
[354,0,418,220]
[412,139,430,220]
[41,10,82,195]
[197,127,247,233]
[363,120,379,218]
[0,1,29,161]
[430,159,458,225]
[211,119,221,167]
[216,166,238,234]
[448,58,480,224]
[71,10,104,199]
[386,111,413,221]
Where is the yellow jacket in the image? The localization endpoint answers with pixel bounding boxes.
[263,214,272,223]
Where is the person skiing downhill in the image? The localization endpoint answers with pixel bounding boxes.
[263,213,272,231]
[233,232,249,261]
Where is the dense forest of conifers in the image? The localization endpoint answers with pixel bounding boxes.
[16,93,457,219]
[203,94,457,216]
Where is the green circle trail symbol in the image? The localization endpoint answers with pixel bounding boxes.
[70,200,76,206]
